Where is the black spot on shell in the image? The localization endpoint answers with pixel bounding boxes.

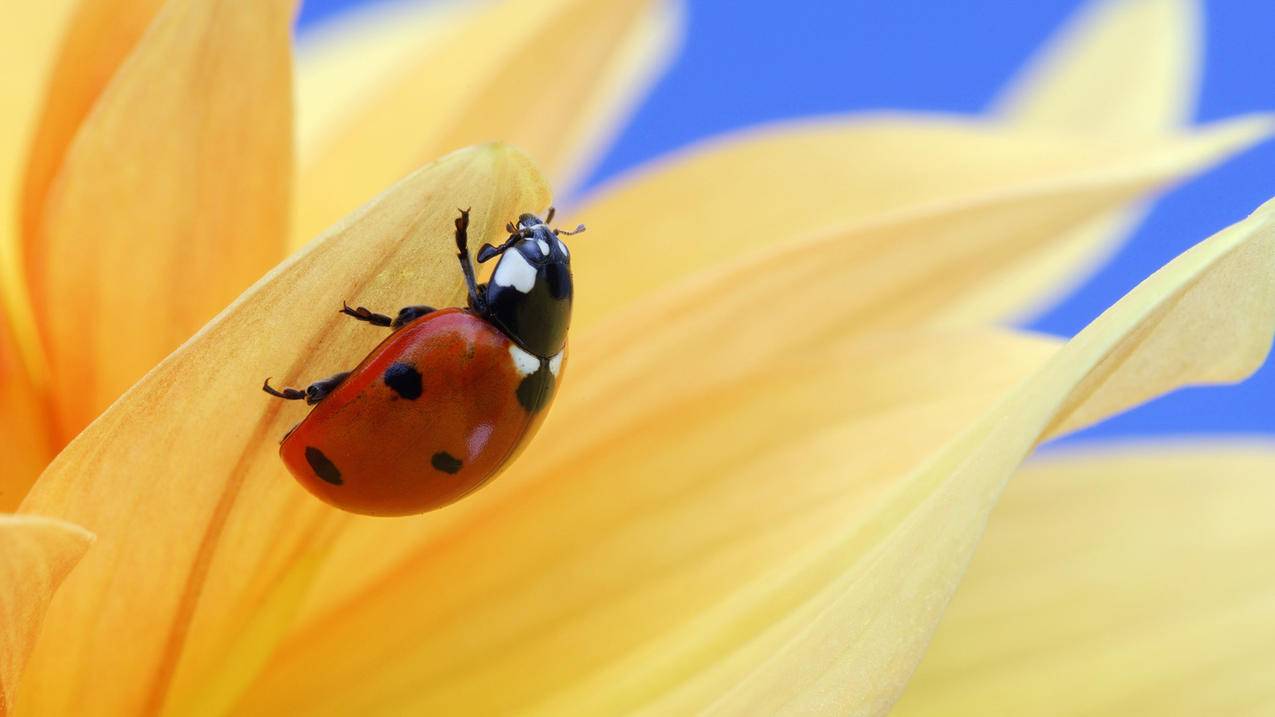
[431,451,463,474]
[305,447,342,485]
[515,361,555,414]
[384,362,423,400]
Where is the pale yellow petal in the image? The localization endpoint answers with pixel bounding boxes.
[16,145,550,716]
[896,442,1275,716]
[996,0,1199,130]
[233,328,1064,714]
[19,0,168,263]
[294,0,678,247]
[646,200,1274,715]
[295,0,479,161]
[970,0,1204,322]
[30,0,296,441]
[569,115,1271,332]
[0,515,92,714]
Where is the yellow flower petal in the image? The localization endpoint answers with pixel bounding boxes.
[654,200,1274,715]
[17,145,550,716]
[0,0,78,507]
[569,115,1271,332]
[963,0,1202,322]
[295,0,479,161]
[239,185,1273,713]
[0,514,92,713]
[996,0,1198,130]
[895,441,1275,716]
[233,328,1064,714]
[29,0,296,441]
[294,0,678,247]
[19,0,168,260]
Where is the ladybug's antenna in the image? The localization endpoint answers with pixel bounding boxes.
[554,224,586,236]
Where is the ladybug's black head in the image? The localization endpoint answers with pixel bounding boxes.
[477,210,582,358]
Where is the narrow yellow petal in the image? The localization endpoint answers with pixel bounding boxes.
[30,0,296,441]
[0,2,78,501]
[896,442,1275,716]
[0,515,92,714]
[233,328,1064,714]
[16,144,549,716]
[295,0,479,161]
[294,0,677,247]
[19,0,168,262]
[968,0,1204,322]
[569,115,1272,332]
[646,200,1275,715]
[996,0,1199,130]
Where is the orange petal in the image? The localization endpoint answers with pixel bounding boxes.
[568,115,1272,332]
[0,515,92,714]
[17,144,549,716]
[19,0,168,271]
[0,1,80,505]
[30,0,296,441]
[294,0,678,247]
[0,325,50,509]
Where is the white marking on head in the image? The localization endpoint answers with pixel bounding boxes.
[548,350,564,377]
[537,239,550,256]
[493,248,537,293]
[508,344,540,376]
[557,239,569,257]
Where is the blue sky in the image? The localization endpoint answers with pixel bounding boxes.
[297,0,1275,442]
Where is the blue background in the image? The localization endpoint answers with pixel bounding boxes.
[297,0,1274,443]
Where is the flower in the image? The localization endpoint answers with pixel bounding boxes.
[1,0,1273,714]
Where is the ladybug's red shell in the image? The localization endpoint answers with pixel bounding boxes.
[280,308,563,516]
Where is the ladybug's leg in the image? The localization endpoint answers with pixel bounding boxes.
[263,371,351,405]
[341,302,435,330]
[454,208,485,312]
[340,302,393,327]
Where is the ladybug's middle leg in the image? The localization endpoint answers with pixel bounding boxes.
[263,371,351,405]
[341,302,434,329]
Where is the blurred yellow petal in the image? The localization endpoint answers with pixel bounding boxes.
[653,200,1274,715]
[0,1,79,507]
[235,328,1064,714]
[30,0,297,440]
[295,0,478,160]
[294,0,679,246]
[964,0,1204,322]
[569,115,1271,332]
[896,442,1275,716]
[19,0,168,261]
[0,515,92,714]
[996,0,1198,130]
[16,144,549,716]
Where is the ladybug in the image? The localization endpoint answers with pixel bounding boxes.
[263,208,582,516]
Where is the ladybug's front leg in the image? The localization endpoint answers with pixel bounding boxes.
[263,371,351,405]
